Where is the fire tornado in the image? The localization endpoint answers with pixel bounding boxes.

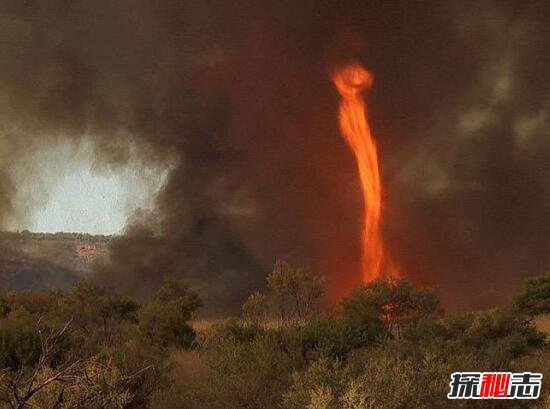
[332,62,398,283]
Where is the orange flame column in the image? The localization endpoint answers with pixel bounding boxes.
[332,62,397,283]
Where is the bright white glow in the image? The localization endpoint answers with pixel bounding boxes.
[12,139,172,235]
[32,167,132,234]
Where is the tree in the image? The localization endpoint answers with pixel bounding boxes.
[0,321,84,408]
[138,278,202,349]
[0,321,150,408]
[513,273,550,317]
[60,281,139,347]
[242,291,268,324]
[154,278,202,313]
[267,260,325,321]
[342,278,440,340]
[458,307,546,366]
[241,260,326,324]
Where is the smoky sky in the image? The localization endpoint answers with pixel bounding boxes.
[1,0,549,313]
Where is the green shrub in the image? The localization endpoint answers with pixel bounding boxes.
[276,317,357,361]
[342,278,440,342]
[139,301,197,349]
[207,320,266,346]
[514,273,550,317]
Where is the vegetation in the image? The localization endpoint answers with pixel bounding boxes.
[0,231,113,243]
[514,273,550,316]
[0,278,200,408]
[0,262,548,408]
[242,260,325,323]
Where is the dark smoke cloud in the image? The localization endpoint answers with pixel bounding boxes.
[1,0,549,313]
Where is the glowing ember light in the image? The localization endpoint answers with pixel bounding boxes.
[332,62,399,282]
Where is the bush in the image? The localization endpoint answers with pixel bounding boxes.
[242,260,325,324]
[24,356,135,409]
[61,281,140,346]
[138,278,202,349]
[342,278,440,342]
[276,317,356,361]
[6,288,62,316]
[242,291,268,323]
[0,310,41,368]
[207,320,266,345]
[514,273,550,317]
[267,260,325,321]
[139,301,197,349]
[458,308,546,366]
[1,269,548,408]
[108,339,167,407]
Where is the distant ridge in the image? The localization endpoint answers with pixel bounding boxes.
[0,230,114,242]
[0,244,78,291]
[0,231,111,291]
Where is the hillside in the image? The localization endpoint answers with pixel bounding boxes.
[0,231,111,291]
